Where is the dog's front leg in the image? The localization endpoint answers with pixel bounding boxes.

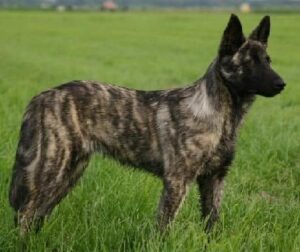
[157,176,190,231]
[197,172,225,232]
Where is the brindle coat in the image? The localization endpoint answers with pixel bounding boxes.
[9,14,285,234]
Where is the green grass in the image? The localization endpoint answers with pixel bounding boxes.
[0,10,300,251]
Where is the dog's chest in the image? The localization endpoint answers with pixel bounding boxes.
[183,113,236,175]
[203,116,237,174]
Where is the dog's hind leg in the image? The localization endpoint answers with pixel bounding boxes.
[10,146,91,235]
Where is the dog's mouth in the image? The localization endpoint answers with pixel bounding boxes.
[272,86,285,96]
[263,81,286,97]
[273,80,286,93]
[257,86,285,97]
[274,86,285,93]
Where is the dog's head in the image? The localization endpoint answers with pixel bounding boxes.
[218,14,285,97]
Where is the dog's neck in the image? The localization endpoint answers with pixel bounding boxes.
[195,59,256,124]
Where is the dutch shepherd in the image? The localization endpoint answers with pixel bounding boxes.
[9,14,285,234]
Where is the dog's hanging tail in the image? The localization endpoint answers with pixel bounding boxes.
[9,107,40,212]
[9,161,30,212]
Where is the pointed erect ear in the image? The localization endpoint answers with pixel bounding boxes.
[219,14,245,57]
[249,16,270,45]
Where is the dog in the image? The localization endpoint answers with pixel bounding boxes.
[9,14,285,234]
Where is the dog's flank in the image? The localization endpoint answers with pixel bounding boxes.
[9,14,285,235]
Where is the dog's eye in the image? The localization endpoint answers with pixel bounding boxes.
[266,56,271,63]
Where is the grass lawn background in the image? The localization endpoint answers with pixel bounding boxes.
[0,10,299,251]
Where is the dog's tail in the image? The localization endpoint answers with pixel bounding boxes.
[9,161,30,212]
[9,106,40,212]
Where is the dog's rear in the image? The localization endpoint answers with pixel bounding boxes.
[9,88,92,233]
[8,81,166,233]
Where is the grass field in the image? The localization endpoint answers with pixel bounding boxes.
[0,10,299,251]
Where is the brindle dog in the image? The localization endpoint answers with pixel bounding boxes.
[9,14,285,234]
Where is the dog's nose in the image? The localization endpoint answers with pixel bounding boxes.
[275,80,286,90]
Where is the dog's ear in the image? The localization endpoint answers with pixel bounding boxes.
[249,16,270,45]
[219,14,245,57]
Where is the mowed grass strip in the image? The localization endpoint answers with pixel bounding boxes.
[0,10,299,251]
